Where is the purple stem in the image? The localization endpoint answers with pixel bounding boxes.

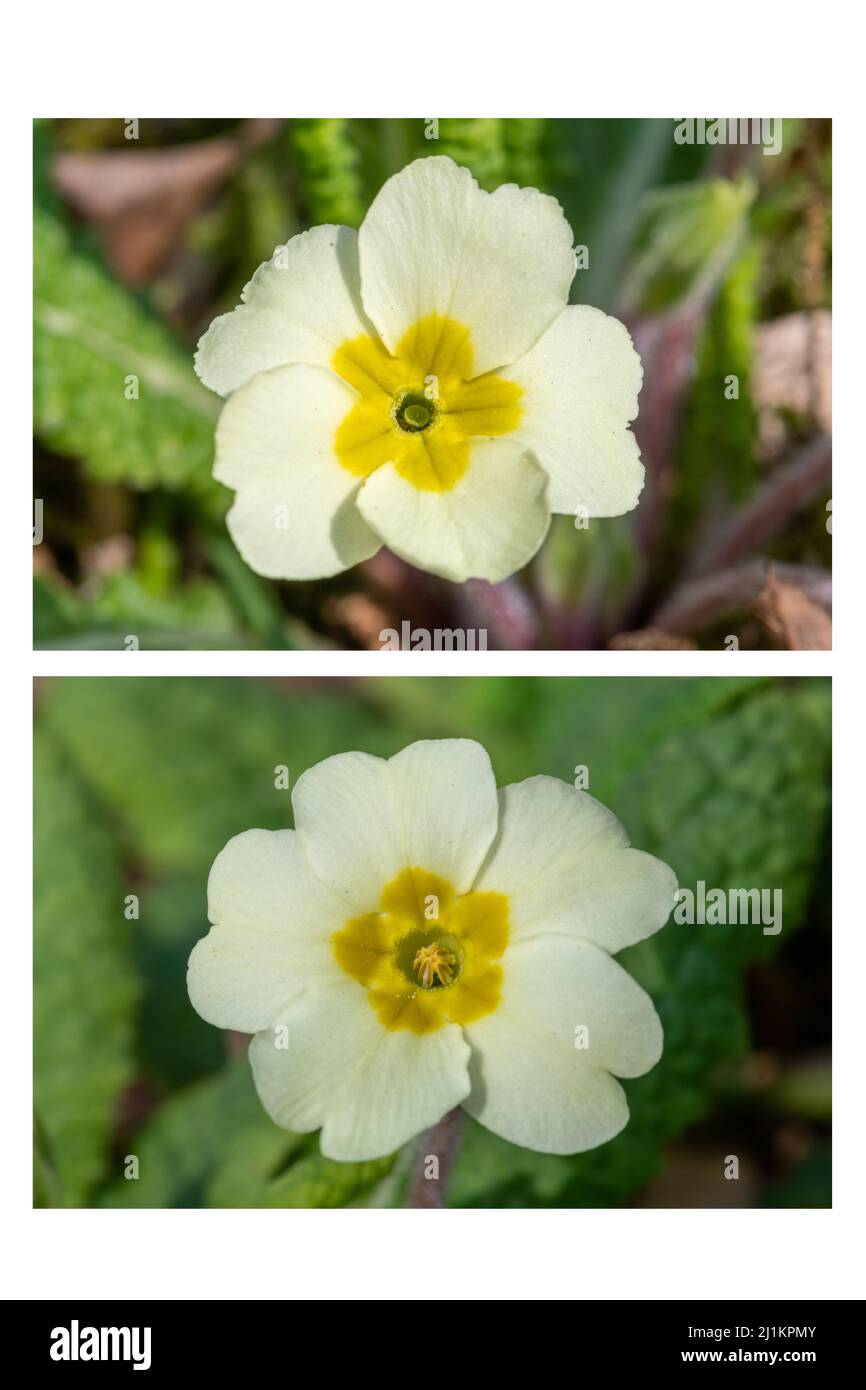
[406,1108,464,1209]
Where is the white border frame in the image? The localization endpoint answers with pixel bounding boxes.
[7,2,860,1301]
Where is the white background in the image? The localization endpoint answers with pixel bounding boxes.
[5,1,858,1300]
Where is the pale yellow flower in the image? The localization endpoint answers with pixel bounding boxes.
[195,157,644,584]
[188,739,675,1161]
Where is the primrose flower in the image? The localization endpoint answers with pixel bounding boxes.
[194,157,644,584]
[187,740,675,1161]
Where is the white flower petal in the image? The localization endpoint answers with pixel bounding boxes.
[356,439,550,584]
[358,157,575,376]
[213,362,354,490]
[249,982,471,1161]
[476,776,676,954]
[292,739,499,913]
[214,363,380,580]
[502,305,645,516]
[224,484,378,581]
[195,225,374,397]
[464,935,663,1154]
[187,830,346,1033]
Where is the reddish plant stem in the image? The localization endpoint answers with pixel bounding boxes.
[687,436,831,578]
[652,559,831,636]
[406,1107,464,1209]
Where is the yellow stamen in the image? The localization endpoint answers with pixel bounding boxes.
[332,867,509,1034]
[412,942,457,989]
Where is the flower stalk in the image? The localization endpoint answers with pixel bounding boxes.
[407,1108,464,1209]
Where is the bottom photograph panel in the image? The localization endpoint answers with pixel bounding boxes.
[33,676,831,1210]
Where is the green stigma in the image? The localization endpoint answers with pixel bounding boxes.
[395,390,436,434]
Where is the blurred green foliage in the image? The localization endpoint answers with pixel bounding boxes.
[33,676,831,1208]
[665,238,762,567]
[621,177,755,316]
[291,118,365,227]
[33,571,239,651]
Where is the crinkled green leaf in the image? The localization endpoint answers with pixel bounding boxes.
[34,727,138,1205]
[620,681,831,967]
[34,206,219,496]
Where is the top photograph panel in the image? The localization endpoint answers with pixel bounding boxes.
[33,118,831,651]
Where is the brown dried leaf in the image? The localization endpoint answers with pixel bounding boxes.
[53,120,282,283]
[321,594,395,651]
[755,310,832,437]
[608,626,697,651]
[756,567,832,650]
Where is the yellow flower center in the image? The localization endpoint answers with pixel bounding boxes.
[413,941,457,989]
[331,866,509,1034]
[331,313,523,493]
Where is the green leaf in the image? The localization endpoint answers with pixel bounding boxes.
[449,1117,575,1207]
[760,1149,831,1209]
[33,1113,64,1209]
[551,119,714,312]
[620,681,831,967]
[33,574,88,645]
[33,119,63,215]
[662,238,762,569]
[502,119,550,191]
[205,533,294,651]
[292,118,365,228]
[371,674,766,797]
[207,1122,306,1209]
[433,120,510,191]
[261,1149,396,1208]
[34,727,138,1205]
[34,205,220,496]
[369,120,551,199]
[101,1061,297,1208]
[621,177,756,316]
[536,513,645,627]
[34,571,243,651]
[134,877,226,1089]
[101,1057,392,1209]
